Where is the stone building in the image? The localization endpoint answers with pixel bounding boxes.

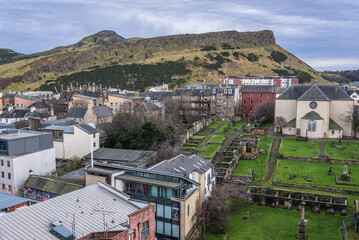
[275,84,354,138]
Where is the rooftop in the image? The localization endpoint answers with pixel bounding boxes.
[15,95,41,102]
[72,94,99,101]
[75,124,99,134]
[116,174,184,188]
[0,192,37,210]
[148,154,213,175]
[0,129,50,140]
[0,182,148,239]
[277,84,353,101]
[85,148,156,167]
[242,85,275,93]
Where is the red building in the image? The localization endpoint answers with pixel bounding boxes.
[241,85,276,117]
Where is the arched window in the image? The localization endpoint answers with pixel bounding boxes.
[308,121,316,132]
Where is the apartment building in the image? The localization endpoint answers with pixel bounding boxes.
[0,129,55,194]
[241,85,276,117]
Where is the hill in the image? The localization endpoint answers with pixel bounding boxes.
[322,70,359,83]
[0,48,24,65]
[0,30,330,92]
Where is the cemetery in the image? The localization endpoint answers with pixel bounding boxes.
[279,138,320,158]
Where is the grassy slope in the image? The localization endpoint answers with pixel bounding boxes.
[0,34,330,92]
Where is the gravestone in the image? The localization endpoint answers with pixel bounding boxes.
[328,164,332,175]
[296,201,308,239]
[341,165,351,182]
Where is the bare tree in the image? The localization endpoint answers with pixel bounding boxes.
[163,98,181,117]
[254,100,275,121]
[275,116,287,134]
[199,183,248,235]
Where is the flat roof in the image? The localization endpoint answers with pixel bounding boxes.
[116,174,184,188]
[0,129,50,140]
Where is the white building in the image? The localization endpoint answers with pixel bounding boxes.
[275,84,354,138]
[43,123,99,159]
[0,129,56,194]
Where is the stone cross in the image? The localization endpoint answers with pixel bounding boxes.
[343,165,348,174]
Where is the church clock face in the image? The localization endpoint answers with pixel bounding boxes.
[310,101,317,109]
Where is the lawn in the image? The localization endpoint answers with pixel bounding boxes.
[276,160,359,190]
[325,141,359,161]
[228,122,247,133]
[190,135,206,140]
[280,138,320,158]
[209,135,226,144]
[207,121,225,129]
[233,137,273,179]
[199,144,221,157]
[207,200,344,240]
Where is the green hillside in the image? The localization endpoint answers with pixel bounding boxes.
[0,30,331,92]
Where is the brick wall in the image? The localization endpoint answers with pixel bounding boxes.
[129,203,156,240]
[242,92,275,117]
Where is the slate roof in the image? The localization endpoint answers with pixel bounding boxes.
[0,192,36,210]
[108,93,135,100]
[301,111,323,120]
[75,124,99,134]
[242,85,275,93]
[142,92,173,101]
[92,106,113,118]
[277,84,353,101]
[27,101,49,109]
[57,91,73,102]
[24,175,83,195]
[85,148,156,167]
[25,111,52,119]
[134,102,160,114]
[0,182,147,239]
[67,107,87,118]
[44,125,74,133]
[73,94,99,101]
[329,119,343,130]
[283,118,296,128]
[0,94,15,99]
[40,119,76,129]
[148,154,213,175]
[0,109,29,118]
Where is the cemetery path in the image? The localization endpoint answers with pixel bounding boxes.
[263,137,281,182]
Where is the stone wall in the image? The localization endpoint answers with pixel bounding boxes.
[182,115,218,144]
[272,180,359,196]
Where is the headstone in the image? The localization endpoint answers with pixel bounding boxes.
[304,170,307,179]
[341,165,351,181]
[349,167,352,175]
[289,174,293,180]
[328,165,332,175]
[331,141,335,147]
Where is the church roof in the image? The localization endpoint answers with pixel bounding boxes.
[329,118,343,130]
[301,111,323,120]
[277,84,352,101]
[283,118,296,128]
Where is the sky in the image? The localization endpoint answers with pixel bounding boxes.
[1,0,359,71]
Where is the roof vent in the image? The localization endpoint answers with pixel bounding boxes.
[50,226,73,240]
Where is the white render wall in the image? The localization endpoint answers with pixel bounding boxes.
[274,100,297,132]
[4,148,56,192]
[62,127,99,159]
[330,101,353,137]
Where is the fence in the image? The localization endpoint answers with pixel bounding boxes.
[342,215,354,240]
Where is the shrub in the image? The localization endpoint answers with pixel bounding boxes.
[200,46,217,51]
[270,51,288,63]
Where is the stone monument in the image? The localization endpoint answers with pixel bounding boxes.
[340,165,351,182]
[296,201,308,239]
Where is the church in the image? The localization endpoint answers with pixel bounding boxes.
[275,84,354,138]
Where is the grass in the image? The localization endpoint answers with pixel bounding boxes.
[207,121,225,129]
[216,122,230,134]
[209,135,226,144]
[276,160,359,190]
[190,135,206,140]
[325,141,359,160]
[228,122,247,133]
[280,138,320,158]
[207,199,344,240]
[233,137,273,179]
[200,144,221,157]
